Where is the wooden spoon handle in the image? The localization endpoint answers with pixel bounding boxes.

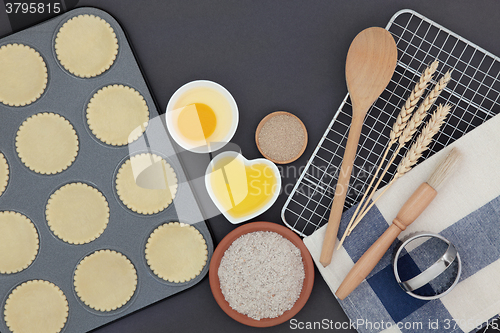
[320,114,365,267]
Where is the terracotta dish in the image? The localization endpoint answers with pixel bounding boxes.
[209,221,314,327]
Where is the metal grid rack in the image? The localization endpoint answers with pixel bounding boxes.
[282,9,500,237]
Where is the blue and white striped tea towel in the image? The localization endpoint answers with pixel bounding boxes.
[304,113,500,333]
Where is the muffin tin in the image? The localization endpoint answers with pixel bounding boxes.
[0,7,213,333]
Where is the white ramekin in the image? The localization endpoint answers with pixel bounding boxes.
[165,80,238,154]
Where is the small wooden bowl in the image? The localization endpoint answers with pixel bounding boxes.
[209,221,314,327]
[255,111,308,164]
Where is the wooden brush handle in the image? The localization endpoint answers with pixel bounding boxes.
[393,183,437,228]
[320,115,364,267]
[335,182,437,300]
[336,223,401,300]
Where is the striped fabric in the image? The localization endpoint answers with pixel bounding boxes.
[304,113,500,333]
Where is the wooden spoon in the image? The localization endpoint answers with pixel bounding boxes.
[319,27,397,267]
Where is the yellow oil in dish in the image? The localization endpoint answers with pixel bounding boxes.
[177,103,217,141]
[210,156,278,219]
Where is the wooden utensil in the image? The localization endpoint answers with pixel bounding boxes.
[319,27,398,267]
[335,148,460,300]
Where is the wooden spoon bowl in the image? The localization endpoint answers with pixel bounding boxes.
[320,27,398,267]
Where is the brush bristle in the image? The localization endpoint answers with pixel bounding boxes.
[427,147,460,189]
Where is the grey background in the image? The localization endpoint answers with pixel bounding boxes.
[2,1,500,332]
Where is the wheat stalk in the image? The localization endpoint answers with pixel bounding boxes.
[348,103,452,231]
[345,69,452,238]
[338,62,439,247]
[398,70,452,147]
[394,103,451,175]
[390,60,439,143]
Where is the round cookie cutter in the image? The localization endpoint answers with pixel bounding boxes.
[393,232,461,300]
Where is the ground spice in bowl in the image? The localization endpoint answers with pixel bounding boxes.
[256,111,307,164]
[209,221,314,328]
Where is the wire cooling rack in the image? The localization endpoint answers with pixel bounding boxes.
[282,9,500,237]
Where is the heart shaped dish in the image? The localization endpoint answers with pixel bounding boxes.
[205,151,281,224]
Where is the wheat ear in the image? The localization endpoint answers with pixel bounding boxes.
[346,70,452,237]
[391,61,439,143]
[348,103,452,231]
[337,62,439,248]
[398,70,452,147]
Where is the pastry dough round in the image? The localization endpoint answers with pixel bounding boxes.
[55,14,118,78]
[86,84,149,146]
[145,222,208,283]
[4,280,68,333]
[0,211,39,274]
[0,43,47,107]
[116,153,178,214]
[0,152,8,197]
[74,249,137,312]
[15,112,79,174]
[46,183,109,244]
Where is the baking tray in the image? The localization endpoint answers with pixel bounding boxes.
[0,7,213,333]
[282,9,500,237]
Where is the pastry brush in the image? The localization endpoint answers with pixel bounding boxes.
[335,148,460,300]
